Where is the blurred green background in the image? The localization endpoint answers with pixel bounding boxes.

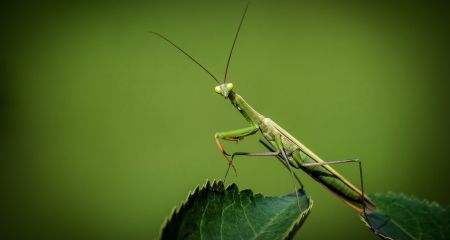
[1,0,449,239]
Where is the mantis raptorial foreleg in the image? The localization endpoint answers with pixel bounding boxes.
[214,125,259,177]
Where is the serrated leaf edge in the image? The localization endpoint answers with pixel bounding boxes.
[282,194,313,240]
[158,179,220,239]
[159,179,314,240]
[371,192,449,211]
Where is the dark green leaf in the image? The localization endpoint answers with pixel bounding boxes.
[361,192,450,240]
[160,180,313,240]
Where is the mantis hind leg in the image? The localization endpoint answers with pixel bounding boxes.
[291,150,377,232]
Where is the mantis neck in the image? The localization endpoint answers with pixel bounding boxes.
[228,91,264,126]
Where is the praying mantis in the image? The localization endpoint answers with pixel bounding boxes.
[151,2,377,233]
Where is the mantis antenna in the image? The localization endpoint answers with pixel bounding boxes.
[151,3,249,85]
[149,31,221,84]
[224,3,250,83]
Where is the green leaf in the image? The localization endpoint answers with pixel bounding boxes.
[160,180,313,240]
[361,192,450,240]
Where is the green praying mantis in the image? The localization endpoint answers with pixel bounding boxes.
[151,3,377,233]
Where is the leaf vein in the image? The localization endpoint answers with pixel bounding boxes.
[239,194,257,237]
[199,196,211,240]
[254,199,294,237]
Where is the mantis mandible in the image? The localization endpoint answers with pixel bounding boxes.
[151,3,377,229]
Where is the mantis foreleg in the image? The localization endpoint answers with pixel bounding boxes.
[214,125,259,177]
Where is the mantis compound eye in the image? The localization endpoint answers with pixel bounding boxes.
[226,83,234,92]
[214,85,222,94]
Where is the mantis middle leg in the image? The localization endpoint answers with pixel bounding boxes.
[229,135,303,208]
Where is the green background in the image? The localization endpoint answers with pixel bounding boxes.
[1,0,449,239]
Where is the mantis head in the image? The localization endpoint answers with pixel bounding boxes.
[214,83,234,98]
[151,4,248,100]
